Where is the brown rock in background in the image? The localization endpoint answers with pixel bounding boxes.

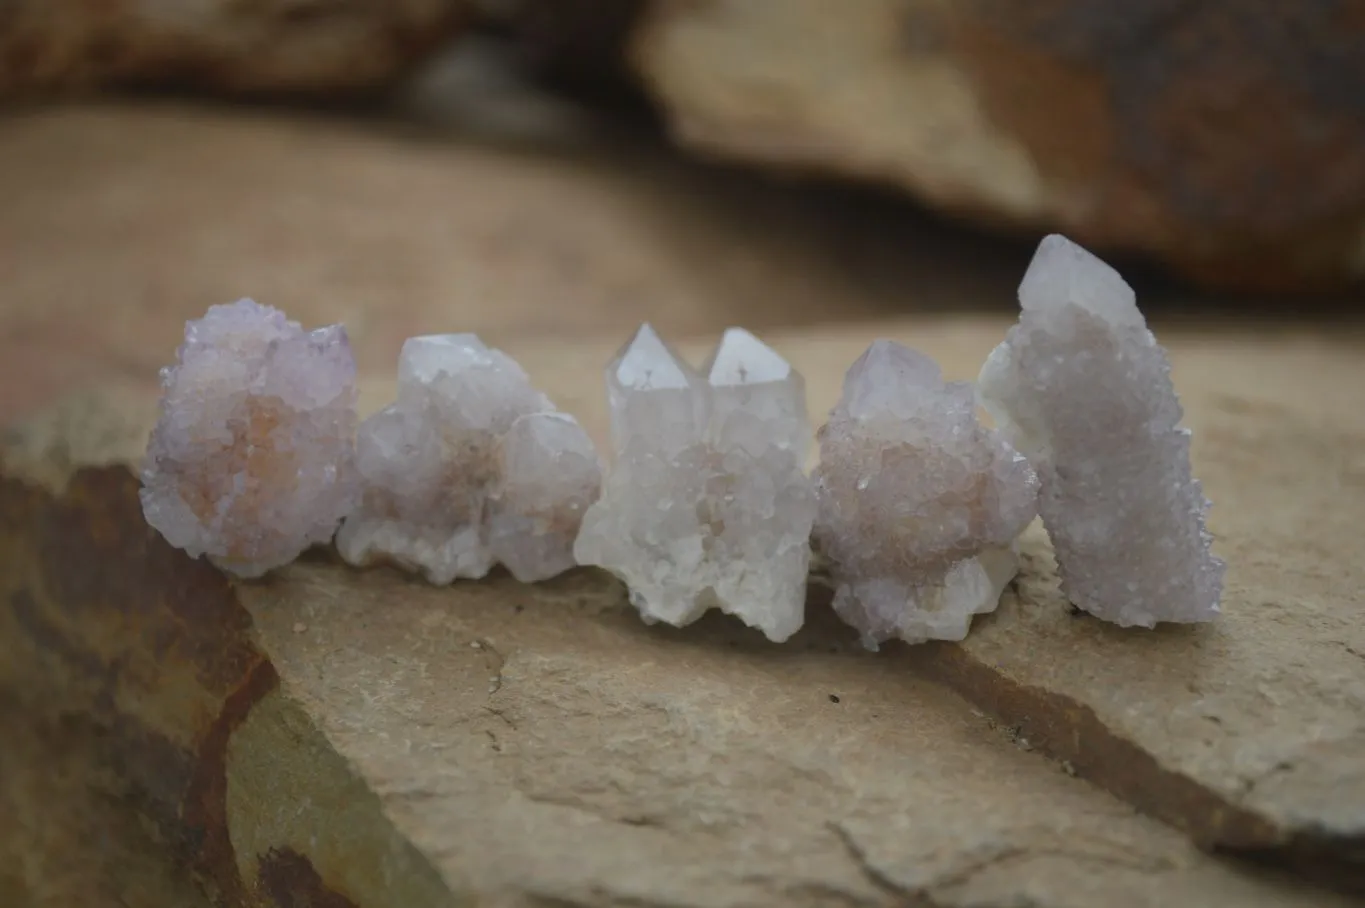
[0,0,467,96]
[7,0,1364,290]
[628,0,1365,290]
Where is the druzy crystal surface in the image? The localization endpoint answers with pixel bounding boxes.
[336,334,601,584]
[978,234,1225,626]
[813,341,1038,649]
[139,298,360,578]
[574,325,815,643]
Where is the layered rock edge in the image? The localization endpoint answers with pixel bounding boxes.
[0,458,1350,907]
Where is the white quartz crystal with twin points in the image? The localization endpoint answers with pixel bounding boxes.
[978,235,1224,626]
[813,341,1040,649]
[336,334,602,584]
[573,324,816,643]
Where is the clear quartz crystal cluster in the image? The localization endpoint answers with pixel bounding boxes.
[336,334,601,584]
[813,341,1039,649]
[139,298,360,578]
[574,325,816,642]
[978,235,1225,626]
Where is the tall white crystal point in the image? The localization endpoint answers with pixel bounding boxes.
[979,234,1224,627]
[337,334,598,584]
[575,324,815,643]
[703,327,814,639]
[139,298,360,578]
[814,339,1039,649]
[1018,234,1143,329]
[704,327,809,458]
[839,340,947,421]
[606,322,709,454]
[704,327,791,385]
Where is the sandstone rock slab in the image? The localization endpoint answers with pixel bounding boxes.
[0,437,1342,908]
[3,317,1364,903]
[0,694,213,908]
[515,321,1365,886]
[630,0,1365,290]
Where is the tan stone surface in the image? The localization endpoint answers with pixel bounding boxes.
[0,102,1034,426]
[0,0,465,96]
[0,424,1344,908]
[631,0,1365,290]
[237,563,1336,908]
[503,322,1365,872]
[4,316,1364,904]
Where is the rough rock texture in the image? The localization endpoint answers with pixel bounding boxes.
[575,325,815,642]
[140,298,360,579]
[814,340,1037,648]
[0,0,466,96]
[3,391,1356,907]
[979,236,1223,627]
[543,324,1365,888]
[630,0,1365,290]
[338,334,600,584]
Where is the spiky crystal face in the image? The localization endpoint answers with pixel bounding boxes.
[978,235,1224,627]
[813,340,1038,648]
[139,298,360,578]
[574,325,816,643]
[335,334,601,585]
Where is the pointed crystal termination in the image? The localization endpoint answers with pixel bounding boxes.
[574,325,816,642]
[139,298,360,579]
[978,234,1225,626]
[813,340,1039,649]
[336,334,601,584]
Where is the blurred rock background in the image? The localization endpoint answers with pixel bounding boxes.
[5,0,1365,291]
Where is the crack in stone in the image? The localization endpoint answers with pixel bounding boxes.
[826,821,943,908]
[517,789,671,833]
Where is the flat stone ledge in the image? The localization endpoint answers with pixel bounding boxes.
[3,317,1363,904]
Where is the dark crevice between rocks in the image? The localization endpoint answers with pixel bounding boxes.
[473,0,658,123]
[257,846,361,908]
[910,641,1365,897]
[183,656,282,906]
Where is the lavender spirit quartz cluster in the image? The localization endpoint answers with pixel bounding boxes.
[139,299,360,578]
[141,235,1220,642]
[813,341,1039,647]
[979,235,1225,626]
[336,334,601,584]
